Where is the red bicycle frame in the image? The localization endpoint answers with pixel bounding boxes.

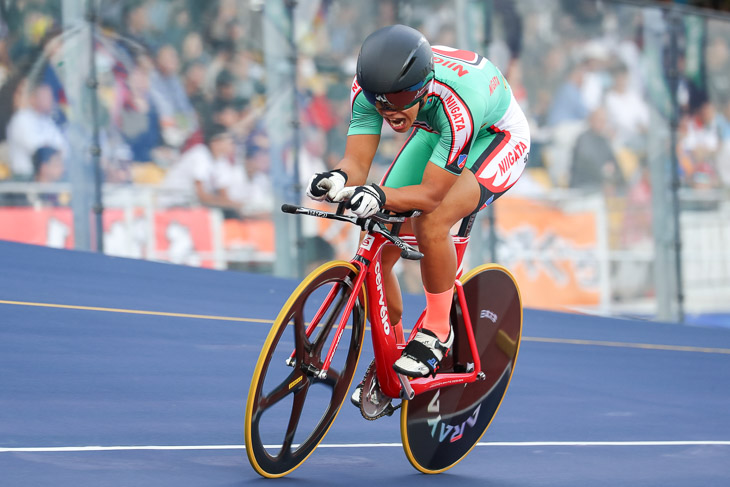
[312,224,482,400]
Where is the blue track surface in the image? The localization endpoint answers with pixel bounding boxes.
[1,240,729,486]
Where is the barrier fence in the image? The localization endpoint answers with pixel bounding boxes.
[0,0,728,322]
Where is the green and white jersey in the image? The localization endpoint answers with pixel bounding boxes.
[348,45,525,182]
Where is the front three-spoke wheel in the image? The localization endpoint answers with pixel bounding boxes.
[245,261,366,478]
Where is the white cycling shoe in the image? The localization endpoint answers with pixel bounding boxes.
[392,328,454,378]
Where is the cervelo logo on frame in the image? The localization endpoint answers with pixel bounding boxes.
[374,261,390,335]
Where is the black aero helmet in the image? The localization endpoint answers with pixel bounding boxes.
[356,24,434,110]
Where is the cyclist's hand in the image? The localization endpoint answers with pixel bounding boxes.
[336,183,386,218]
[306,169,348,202]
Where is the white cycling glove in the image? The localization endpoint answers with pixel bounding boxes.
[306,169,348,202]
[336,183,386,218]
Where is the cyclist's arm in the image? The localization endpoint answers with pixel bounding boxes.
[381,162,458,214]
[333,133,380,186]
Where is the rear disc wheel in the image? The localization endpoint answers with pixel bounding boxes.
[400,264,523,473]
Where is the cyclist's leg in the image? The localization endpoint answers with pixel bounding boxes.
[397,118,530,377]
[379,129,435,341]
[412,170,481,294]
[409,170,481,346]
[416,114,532,314]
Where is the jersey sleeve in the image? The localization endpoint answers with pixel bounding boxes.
[346,76,383,136]
[429,82,485,175]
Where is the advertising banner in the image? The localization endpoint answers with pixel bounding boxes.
[494,197,601,310]
[0,207,219,268]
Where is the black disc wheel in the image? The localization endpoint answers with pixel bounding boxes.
[401,264,523,473]
[245,261,366,477]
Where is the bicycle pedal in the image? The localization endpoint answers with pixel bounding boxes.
[384,402,401,417]
[397,373,415,400]
[453,362,475,373]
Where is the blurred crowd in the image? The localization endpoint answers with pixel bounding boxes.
[0,0,729,215]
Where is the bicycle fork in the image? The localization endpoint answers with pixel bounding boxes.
[287,262,368,380]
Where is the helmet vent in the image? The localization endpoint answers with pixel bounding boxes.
[399,56,418,83]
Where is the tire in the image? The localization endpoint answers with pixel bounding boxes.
[245,261,366,478]
[400,264,522,474]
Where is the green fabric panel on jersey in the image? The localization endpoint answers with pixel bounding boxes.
[381,127,500,188]
[347,91,382,136]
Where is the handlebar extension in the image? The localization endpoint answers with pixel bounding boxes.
[280,204,424,261]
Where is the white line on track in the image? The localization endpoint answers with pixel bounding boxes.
[2,441,729,453]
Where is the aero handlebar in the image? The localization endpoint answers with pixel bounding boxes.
[281,204,424,261]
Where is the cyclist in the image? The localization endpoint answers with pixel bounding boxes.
[306,24,530,380]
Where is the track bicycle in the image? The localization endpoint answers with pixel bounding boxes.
[245,203,522,477]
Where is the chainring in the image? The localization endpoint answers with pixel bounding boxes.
[358,359,400,420]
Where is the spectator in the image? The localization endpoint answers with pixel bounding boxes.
[181,97,241,153]
[149,44,198,148]
[182,59,208,120]
[227,145,274,217]
[180,31,210,66]
[158,123,241,214]
[32,146,63,182]
[671,50,707,117]
[202,42,235,100]
[0,73,25,143]
[212,68,244,108]
[32,146,65,205]
[678,101,721,189]
[228,50,264,102]
[164,4,193,50]
[205,0,240,51]
[604,64,650,150]
[706,34,730,106]
[118,66,162,163]
[569,107,625,192]
[717,98,730,187]
[547,61,589,126]
[6,82,67,180]
[579,41,612,112]
[120,1,154,51]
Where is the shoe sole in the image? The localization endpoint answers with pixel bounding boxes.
[392,362,428,379]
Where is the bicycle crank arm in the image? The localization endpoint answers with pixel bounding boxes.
[397,373,415,400]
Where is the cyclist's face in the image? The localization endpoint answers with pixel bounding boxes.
[375,102,420,133]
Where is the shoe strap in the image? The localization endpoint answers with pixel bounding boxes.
[402,334,444,378]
